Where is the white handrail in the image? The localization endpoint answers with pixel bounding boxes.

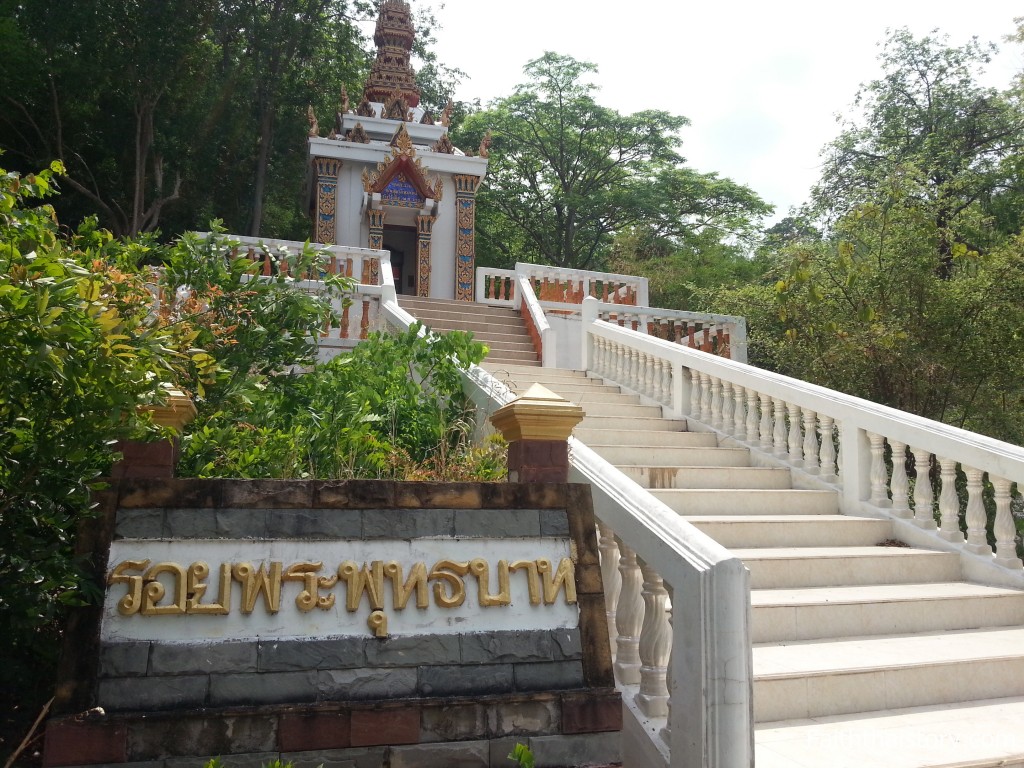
[516,274,556,368]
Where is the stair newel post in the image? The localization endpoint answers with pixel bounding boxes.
[732,384,746,439]
[772,398,787,457]
[818,415,836,480]
[802,409,819,473]
[613,538,644,685]
[867,432,891,507]
[839,422,872,513]
[597,521,622,657]
[786,402,802,464]
[720,381,734,436]
[635,557,671,717]
[672,360,687,419]
[581,295,599,373]
[910,447,936,529]
[963,466,990,554]
[759,392,773,449]
[937,458,962,542]
[489,383,584,485]
[699,373,713,424]
[888,441,911,518]
[690,369,702,418]
[992,477,1023,569]
[710,377,724,429]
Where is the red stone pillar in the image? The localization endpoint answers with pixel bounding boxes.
[490,384,584,483]
[111,388,197,479]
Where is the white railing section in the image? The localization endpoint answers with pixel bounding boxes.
[597,305,748,365]
[477,267,517,306]
[581,296,1024,579]
[220,234,385,284]
[476,263,650,308]
[517,274,556,368]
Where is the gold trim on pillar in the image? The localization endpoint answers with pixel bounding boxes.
[314,157,342,244]
[453,174,480,302]
[366,208,385,284]
[416,214,436,297]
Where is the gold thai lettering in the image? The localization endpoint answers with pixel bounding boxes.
[186,562,230,615]
[509,559,542,605]
[428,559,470,608]
[538,558,577,605]
[470,558,511,607]
[233,562,282,614]
[108,559,150,616]
[339,560,385,612]
[107,555,577,627]
[284,561,337,612]
[385,561,429,609]
[141,562,188,615]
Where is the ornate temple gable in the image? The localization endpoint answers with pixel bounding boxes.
[362,0,420,112]
[383,89,411,122]
[361,124,444,206]
[356,97,375,118]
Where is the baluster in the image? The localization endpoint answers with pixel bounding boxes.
[867,432,889,507]
[802,410,819,473]
[721,381,734,436]
[359,298,371,339]
[598,523,622,655]
[690,369,702,417]
[889,441,911,518]
[963,466,989,554]
[699,373,713,423]
[733,385,746,437]
[711,377,724,429]
[818,416,836,480]
[910,447,936,528]
[772,398,787,456]
[644,353,656,398]
[787,402,802,463]
[660,586,672,747]
[834,420,843,486]
[630,348,641,391]
[592,337,604,377]
[759,393,773,449]
[937,458,962,542]
[635,559,671,717]
[992,477,1023,569]
[614,541,643,684]
[745,389,759,443]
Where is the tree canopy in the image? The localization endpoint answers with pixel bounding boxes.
[457,52,771,271]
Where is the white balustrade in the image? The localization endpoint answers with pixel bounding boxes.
[802,409,819,473]
[636,559,671,717]
[889,441,911,517]
[911,447,936,529]
[614,541,644,685]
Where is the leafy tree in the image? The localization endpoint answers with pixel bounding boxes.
[816,28,1024,277]
[456,52,771,271]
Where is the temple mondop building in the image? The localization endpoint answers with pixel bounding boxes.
[307,0,488,300]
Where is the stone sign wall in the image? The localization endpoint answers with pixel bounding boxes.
[45,479,619,768]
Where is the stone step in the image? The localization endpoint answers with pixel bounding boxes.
[418,317,530,336]
[579,416,688,433]
[512,382,627,397]
[562,401,663,419]
[573,427,709,446]
[752,582,1024,643]
[484,349,540,362]
[688,515,893,548]
[589,445,750,465]
[518,389,641,405]
[753,627,1024,722]
[398,297,522,319]
[618,465,792,489]
[734,547,963,589]
[479,339,538,353]
[488,358,540,367]
[482,365,592,382]
[755,695,1024,768]
[651,489,838,515]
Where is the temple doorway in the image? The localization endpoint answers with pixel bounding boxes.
[383,227,417,295]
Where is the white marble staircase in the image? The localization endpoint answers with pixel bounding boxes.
[397,295,540,366]
[486,363,1024,768]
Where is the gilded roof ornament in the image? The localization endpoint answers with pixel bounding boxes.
[440,98,453,127]
[356,97,375,118]
[362,0,421,109]
[349,122,370,144]
[478,130,492,159]
[421,110,435,126]
[431,134,455,154]
[384,89,410,121]
[307,105,319,137]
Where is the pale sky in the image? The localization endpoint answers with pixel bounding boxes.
[407,1,1020,221]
